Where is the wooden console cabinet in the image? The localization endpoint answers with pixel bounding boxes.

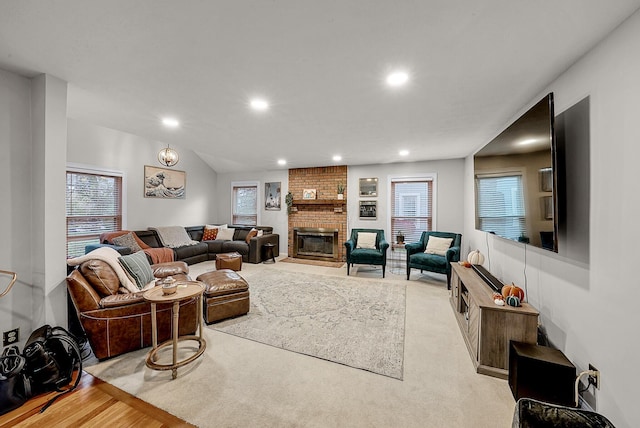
[450,263,539,379]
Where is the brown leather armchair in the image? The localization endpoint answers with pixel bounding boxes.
[66,260,198,360]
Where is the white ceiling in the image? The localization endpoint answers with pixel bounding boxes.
[1,1,639,173]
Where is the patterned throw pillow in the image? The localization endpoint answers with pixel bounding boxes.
[202,227,219,241]
[118,251,154,290]
[112,232,143,253]
[245,228,258,243]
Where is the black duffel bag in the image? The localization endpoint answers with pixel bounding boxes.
[22,325,83,412]
[0,346,31,415]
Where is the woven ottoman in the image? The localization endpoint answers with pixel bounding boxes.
[215,252,242,271]
[196,269,250,324]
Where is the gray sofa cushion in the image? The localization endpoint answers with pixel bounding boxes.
[222,241,249,256]
[173,242,209,260]
[206,240,225,253]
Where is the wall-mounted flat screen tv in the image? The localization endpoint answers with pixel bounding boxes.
[474,93,557,251]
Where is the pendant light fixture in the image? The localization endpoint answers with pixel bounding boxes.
[158,145,179,167]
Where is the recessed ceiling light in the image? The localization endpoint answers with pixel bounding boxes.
[250,98,269,111]
[387,71,409,87]
[162,117,180,128]
[399,150,409,156]
[277,159,287,166]
[333,155,342,162]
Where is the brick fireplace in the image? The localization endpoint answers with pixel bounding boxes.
[288,166,347,261]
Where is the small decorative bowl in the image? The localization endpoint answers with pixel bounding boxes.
[159,276,178,295]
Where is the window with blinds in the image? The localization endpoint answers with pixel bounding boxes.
[232,184,258,225]
[475,173,525,240]
[390,179,433,244]
[66,171,122,258]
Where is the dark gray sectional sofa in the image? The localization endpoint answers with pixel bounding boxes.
[97,225,279,265]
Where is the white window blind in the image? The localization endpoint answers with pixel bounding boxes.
[232,185,258,225]
[66,171,122,258]
[391,179,433,244]
[475,174,525,240]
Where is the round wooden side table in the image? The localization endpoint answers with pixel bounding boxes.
[143,281,206,379]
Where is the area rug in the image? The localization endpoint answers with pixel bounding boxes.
[215,269,406,379]
[280,257,345,268]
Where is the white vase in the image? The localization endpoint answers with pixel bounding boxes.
[337,194,344,200]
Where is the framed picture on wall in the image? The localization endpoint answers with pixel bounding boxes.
[302,189,317,199]
[542,196,553,220]
[359,178,378,197]
[144,165,186,199]
[539,167,552,192]
[359,200,377,219]
[265,182,281,210]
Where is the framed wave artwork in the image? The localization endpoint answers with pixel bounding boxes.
[144,165,186,199]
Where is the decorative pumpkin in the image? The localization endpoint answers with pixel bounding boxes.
[467,249,485,265]
[501,282,525,301]
[505,295,521,307]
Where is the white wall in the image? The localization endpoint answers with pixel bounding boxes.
[464,10,640,428]
[31,74,68,328]
[348,159,465,239]
[0,68,33,347]
[67,119,218,229]
[215,170,289,254]
[215,160,464,256]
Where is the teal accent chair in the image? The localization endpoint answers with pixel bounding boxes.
[344,229,389,278]
[405,231,462,288]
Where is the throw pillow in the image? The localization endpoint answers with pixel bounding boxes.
[257,229,264,237]
[245,228,258,243]
[202,227,219,241]
[424,236,453,256]
[118,251,154,290]
[356,232,377,249]
[217,227,235,241]
[111,232,143,253]
[79,259,120,296]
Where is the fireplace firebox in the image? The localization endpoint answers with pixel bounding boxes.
[292,228,339,261]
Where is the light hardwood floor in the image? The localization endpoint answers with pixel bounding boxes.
[0,371,194,427]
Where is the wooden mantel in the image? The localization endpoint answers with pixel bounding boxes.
[292,199,346,206]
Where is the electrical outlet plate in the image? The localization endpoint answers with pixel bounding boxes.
[3,328,19,347]
[589,364,600,389]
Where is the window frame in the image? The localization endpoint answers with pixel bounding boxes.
[231,181,260,226]
[387,174,437,244]
[66,163,127,258]
[475,169,527,240]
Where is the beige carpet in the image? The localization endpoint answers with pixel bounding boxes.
[85,260,517,428]
[214,270,405,379]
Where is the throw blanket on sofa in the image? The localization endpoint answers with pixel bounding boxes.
[100,230,175,264]
[67,247,142,293]
[150,226,199,248]
[143,248,174,264]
